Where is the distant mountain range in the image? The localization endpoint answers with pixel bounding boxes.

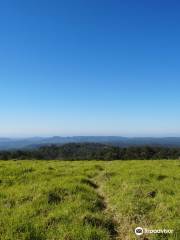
[1,136,180,150]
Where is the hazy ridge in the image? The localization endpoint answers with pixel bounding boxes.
[1,136,180,150]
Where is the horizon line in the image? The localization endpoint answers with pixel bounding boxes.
[1,135,180,139]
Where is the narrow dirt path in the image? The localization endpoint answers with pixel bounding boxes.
[92,168,120,240]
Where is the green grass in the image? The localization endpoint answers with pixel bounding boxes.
[0,160,179,240]
[100,160,180,240]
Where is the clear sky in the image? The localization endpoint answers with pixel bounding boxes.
[0,0,180,137]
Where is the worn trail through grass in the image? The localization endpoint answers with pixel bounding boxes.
[0,160,179,240]
[92,166,119,240]
[0,161,120,240]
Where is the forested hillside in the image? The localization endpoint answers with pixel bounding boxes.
[0,143,180,160]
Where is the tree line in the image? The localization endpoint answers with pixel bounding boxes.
[0,143,180,160]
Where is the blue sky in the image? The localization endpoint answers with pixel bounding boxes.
[0,0,180,137]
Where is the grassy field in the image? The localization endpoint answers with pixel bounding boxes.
[0,160,179,240]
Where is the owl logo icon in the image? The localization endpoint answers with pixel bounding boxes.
[135,227,143,236]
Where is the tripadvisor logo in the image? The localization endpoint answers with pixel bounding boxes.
[135,227,174,236]
[135,227,143,236]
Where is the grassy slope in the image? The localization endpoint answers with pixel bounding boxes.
[0,161,115,240]
[101,160,180,240]
[0,160,179,240]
